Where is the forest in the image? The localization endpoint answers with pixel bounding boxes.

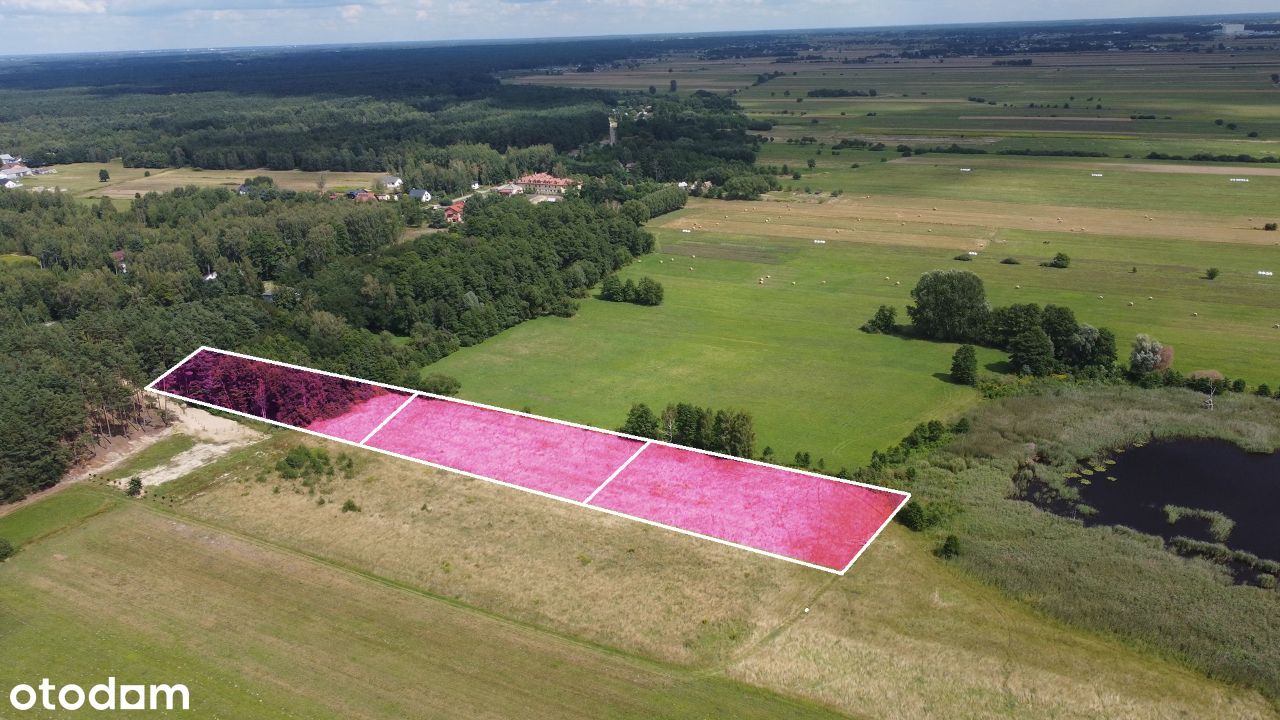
[0,184,654,503]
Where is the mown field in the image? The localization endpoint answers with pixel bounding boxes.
[0,484,845,720]
[426,188,1280,471]
[29,159,382,203]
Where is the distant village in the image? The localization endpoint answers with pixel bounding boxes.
[239,170,583,224]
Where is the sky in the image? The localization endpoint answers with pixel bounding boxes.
[0,0,1275,55]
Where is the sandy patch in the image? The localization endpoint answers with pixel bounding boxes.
[111,405,266,490]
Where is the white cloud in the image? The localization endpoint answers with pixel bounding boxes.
[339,1,361,19]
[0,0,106,13]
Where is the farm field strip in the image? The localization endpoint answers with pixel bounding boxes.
[149,347,909,573]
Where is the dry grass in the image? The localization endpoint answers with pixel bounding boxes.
[669,194,1277,248]
[44,160,383,200]
[0,501,839,719]
[167,432,1277,720]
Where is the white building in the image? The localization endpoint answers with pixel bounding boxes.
[380,175,403,190]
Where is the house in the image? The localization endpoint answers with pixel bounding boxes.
[515,172,578,196]
[380,176,403,191]
[0,154,16,164]
[353,190,377,203]
[2,180,22,190]
[494,182,523,196]
[408,188,432,203]
[1,163,33,178]
[444,199,466,223]
[109,250,128,274]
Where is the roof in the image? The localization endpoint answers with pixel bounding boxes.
[409,188,431,199]
[515,172,575,187]
[381,176,402,184]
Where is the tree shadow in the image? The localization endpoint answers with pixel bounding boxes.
[985,359,1013,374]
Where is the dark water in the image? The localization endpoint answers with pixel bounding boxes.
[1075,439,1280,562]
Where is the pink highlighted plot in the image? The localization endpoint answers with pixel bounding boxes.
[365,397,643,502]
[149,347,909,574]
[152,348,411,442]
[587,444,908,571]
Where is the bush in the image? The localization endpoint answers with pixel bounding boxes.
[0,538,13,562]
[417,373,461,396]
[861,305,897,334]
[1041,252,1071,269]
[126,476,143,497]
[897,499,943,531]
[1205,267,1220,280]
[1265,223,1277,231]
[1000,257,1021,265]
[341,499,360,513]
[937,534,961,559]
[953,254,973,262]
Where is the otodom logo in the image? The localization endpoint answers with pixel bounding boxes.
[7,678,189,712]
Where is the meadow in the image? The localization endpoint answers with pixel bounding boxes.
[426,187,1280,471]
[35,430,1266,720]
[0,483,847,720]
[30,160,382,203]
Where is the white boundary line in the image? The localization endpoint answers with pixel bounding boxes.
[584,441,651,505]
[145,346,912,574]
[358,393,419,445]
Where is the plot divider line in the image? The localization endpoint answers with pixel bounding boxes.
[359,393,419,445]
[584,441,651,505]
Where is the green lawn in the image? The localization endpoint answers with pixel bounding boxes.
[0,484,122,548]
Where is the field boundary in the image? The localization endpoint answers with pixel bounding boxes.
[147,346,910,574]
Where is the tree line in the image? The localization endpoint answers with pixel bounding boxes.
[619,402,755,458]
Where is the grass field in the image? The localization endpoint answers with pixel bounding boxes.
[114,432,1279,719]
[0,485,850,720]
[31,159,382,203]
[425,192,1279,470]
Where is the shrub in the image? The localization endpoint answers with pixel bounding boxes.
[1205,267,1220,280]
[0,538,13,562]
[417,374,461,396]
[860,304,897,334]
[937,534,961,559]
[126,476,143,497]
[341,499,361,513]
[1000,257,1021,265]
[1041,252,1071,269]
[1129,334,1163,374]
[953,254,973,262]
[897,499,943,531]
[1264,223,1277,231]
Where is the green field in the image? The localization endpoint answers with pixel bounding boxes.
[426,192,1280,470]
[428,230,1004,470]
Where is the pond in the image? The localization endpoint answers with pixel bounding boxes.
[1072,439,1280,564]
